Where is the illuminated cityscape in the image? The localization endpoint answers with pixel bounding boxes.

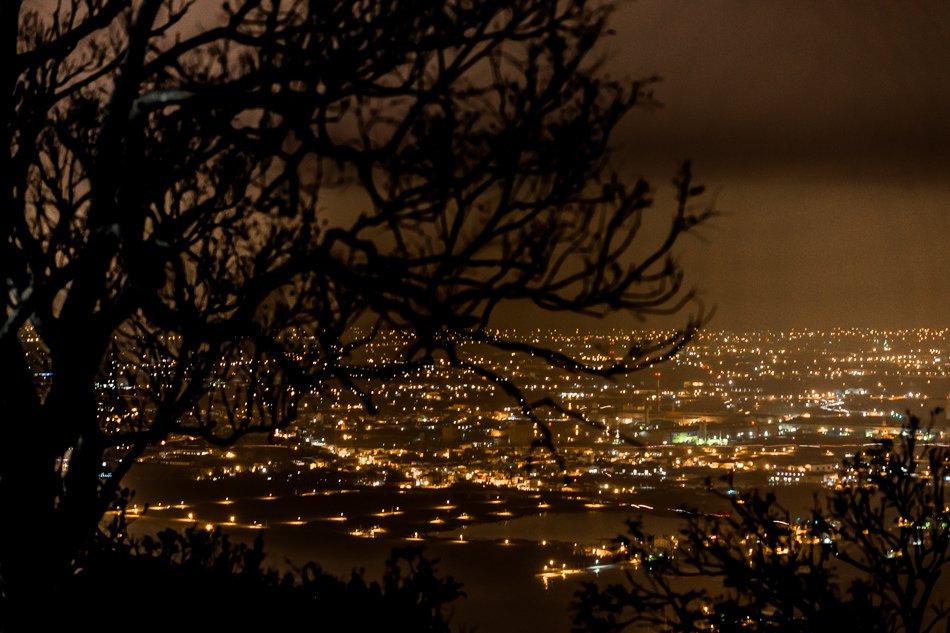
[86,327,950,630]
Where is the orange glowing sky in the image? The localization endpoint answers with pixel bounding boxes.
[603,0,950,330]
[128,0,950,330]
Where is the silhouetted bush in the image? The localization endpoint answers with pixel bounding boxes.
[573,412,950,633]
[56,508,463,633]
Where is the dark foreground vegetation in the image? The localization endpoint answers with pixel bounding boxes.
[574,412,950,633]
[59,503,463,633]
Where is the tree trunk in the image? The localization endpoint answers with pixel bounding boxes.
[0,337,58,630]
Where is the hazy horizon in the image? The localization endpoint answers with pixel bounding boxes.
[590,1,950,332]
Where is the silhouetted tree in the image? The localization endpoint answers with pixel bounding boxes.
[0,0,711,622]
[573,412,950,633]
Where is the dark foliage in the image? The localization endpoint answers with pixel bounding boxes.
[572,412,950,633]
[59,498,463,633]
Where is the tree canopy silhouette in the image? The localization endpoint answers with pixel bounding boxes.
[0,0,711,621]
[573,412,950,633]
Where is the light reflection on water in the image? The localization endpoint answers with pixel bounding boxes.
[435,507,679,542]
[276,508,685,633]
[135,509,640,632]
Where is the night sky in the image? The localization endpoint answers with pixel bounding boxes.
[606,0,950,331]
[184,0,950,332]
